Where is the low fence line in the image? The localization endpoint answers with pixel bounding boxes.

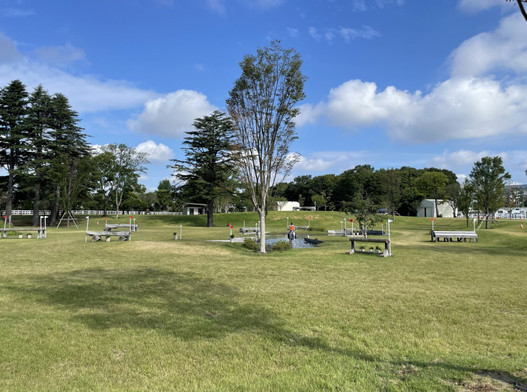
[3,210,183,216]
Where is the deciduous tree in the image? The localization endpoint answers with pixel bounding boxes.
[226,41,306,252]
[416,171,449,217]
[469,156,510,229]
[98,144,149,219]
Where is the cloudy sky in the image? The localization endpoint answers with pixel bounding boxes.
[1,0,526,189]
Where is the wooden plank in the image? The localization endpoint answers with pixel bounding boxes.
[105,224,138,231]
[1,228,46,239]
[86,230,130,242]
[349,237,391,257]
[348,238,389,243]
[431,230,478,242]
[0,228,44,231]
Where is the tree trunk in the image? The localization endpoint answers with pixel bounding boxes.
[32,182,40,227]
[258,209,266,253]
[50,187,60,226]
[103,195,108,217]
[207,199,214,227]
[5,171,14,221]
[434,196,439,218]
[50,203,58,226]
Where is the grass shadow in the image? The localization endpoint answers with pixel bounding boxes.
[4,267,526,389]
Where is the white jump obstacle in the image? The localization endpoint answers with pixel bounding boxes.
[85,216,133,242]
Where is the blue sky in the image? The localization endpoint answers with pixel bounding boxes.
[1,0,526,190]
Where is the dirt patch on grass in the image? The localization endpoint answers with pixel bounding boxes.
[453,371,527,392]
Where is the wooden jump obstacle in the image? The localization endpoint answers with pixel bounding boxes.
[0,228,47,239]
[349,237,391,257]
[239,227,258,234]
[85,216,132,242]
[85,230,131,242]
[105,223,138,232]
[431,231,478,242]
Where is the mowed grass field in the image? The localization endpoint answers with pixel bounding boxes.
[0,212,525,391]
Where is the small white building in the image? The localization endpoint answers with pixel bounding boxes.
[417,199,456,218]
[495,207,527,219]
[183,203,207,215]
[276,201,300,211]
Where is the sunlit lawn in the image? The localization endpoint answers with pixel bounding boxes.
[0,213,525,391]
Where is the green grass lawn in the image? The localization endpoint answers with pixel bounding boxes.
[0,213,526,391]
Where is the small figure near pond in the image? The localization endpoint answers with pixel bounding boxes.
[288,222,296,241]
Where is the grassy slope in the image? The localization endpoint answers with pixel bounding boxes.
[0,213,525,391]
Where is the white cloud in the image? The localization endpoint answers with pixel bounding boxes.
[243,0,283,9]
[339,26,380,41]
[0,34,155,113]
[308,26,380,43]
[136,140,174,163]
[450,13,527,77]
[457,0,508,12]
[428,149,527,183]
[203,0,282,13]
[0,61,156,112]
[351,0,367,12]
[308,27,322,41]
[295,151,372,173]
[298,12,527,144]
[429,150,492,168]
[299,76,527,143]
[351,0,404,11]
[324,79,414,129]
[33,43,87,66]
[295,103,325,127]
[0,33,22,63]
[0,7,34,17]
[127,90,217,138]
[205,0,226,13]
[287,27,299,38]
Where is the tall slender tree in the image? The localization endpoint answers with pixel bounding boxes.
[458,179,474,227]
[47,93,89,225]
[170,111,235,227]
[26,85,52,226]
[226,41,306,252]
[0,80,29,220]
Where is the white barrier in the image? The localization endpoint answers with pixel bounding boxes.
[3,210,183,216]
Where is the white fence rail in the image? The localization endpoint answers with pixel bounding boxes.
[3,210,183,216]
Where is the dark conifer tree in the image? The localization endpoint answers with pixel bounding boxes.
[170,110,235,227]
[26,85,52,225]
[0,80,29,219]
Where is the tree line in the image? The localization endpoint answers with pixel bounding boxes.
[1,41,518,241]
[0,80,149,225]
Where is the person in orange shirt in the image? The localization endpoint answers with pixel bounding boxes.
[288,222,296,240]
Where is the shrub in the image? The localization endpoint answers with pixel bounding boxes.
[270,240,291,252]
[243,238,260,251]
[243,238,292,252]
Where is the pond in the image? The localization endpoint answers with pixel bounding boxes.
[265,235,317,249]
